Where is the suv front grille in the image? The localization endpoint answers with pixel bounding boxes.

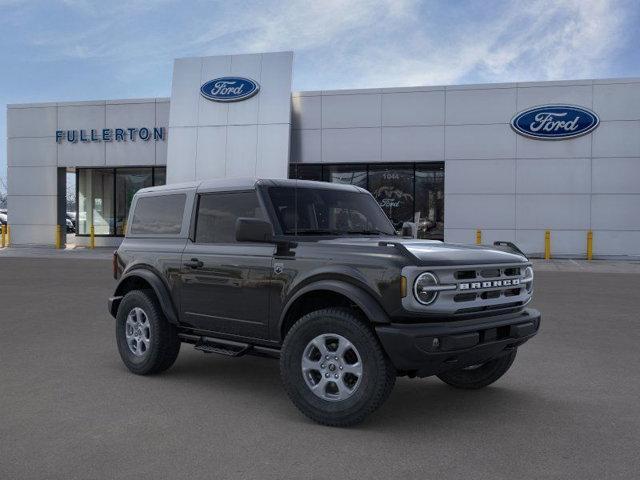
[402,263,532,317]
[453,266,524,303]
[449,264,529,314]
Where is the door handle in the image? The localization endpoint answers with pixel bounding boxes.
[184,258,204,269]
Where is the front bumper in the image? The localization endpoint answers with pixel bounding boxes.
[376,308,541,377]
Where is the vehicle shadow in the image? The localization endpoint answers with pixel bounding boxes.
[152,350,557,432]
[373,378,553,432]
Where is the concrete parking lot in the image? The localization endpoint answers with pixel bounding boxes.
[1,255,639,479]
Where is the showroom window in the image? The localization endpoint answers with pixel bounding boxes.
[415,164,444,239]
[368,164,414,231]
[322,164,367,189]
[77,167,166,236]
[115,169,153,235]
[288,164,322,181]
[77,169,115,235]
[289,162,445,240]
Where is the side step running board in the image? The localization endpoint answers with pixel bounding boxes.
[179,333,281,359]
[194,337,251,357]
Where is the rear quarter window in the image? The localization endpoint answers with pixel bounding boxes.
[130,193,186,235]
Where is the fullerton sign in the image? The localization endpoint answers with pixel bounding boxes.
[510,105,599,140]
[55,127,165,143]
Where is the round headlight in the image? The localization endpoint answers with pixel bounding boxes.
[524,266,534,293]
[414,272,439,305]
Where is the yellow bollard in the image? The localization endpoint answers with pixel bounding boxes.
[475,229,482,245]
[1,224,5,248]
[55,225,62,249]
[89,224,95,249]
[544,230,551,260]
[6,224,10,247]
[587,230,593,261]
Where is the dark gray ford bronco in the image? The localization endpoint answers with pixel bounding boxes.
[109,178,540,426]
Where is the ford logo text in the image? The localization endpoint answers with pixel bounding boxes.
[200,77,260,102]
[510,105,599,140]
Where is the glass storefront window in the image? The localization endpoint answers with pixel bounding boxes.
[77,167,166,236]
[322,164,367,188]
[154,168,166,186]
[415,164,444,239]
[368,164,415,232]
[289,162,445,240]
[291,164,322,181]
[78,169,115,235]
[115,169,153,235]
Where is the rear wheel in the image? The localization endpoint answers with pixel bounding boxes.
[436,349,517,389]
[116,290,180,375]
[280,308,395,427]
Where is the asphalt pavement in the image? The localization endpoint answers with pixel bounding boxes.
[1,256,639,479]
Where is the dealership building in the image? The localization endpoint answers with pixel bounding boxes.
[6,51,640,257]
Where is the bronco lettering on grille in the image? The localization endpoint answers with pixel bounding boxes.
[459,279,520,290]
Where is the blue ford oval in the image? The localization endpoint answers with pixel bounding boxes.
[200,77,260,102]
[511,105,599,140]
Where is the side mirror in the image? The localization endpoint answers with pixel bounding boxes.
[236,218,274,243]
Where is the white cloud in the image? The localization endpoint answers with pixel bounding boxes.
[318,0,627,88]
[0,0,633,185]
[16,0,632,88]
[473,0,626,81]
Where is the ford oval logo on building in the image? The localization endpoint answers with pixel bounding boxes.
[200,77,260,102]
[511,105,599,140]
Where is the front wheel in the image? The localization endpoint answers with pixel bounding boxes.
[436,349,517,389]
[280,308,396,427]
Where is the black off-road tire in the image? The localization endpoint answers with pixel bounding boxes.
[436,349,517,389]
[280,308,396,427]
[116,289,181,375]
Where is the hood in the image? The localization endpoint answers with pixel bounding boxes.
[316,237,527,266]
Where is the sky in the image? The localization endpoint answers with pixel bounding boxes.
[1,0,639,189]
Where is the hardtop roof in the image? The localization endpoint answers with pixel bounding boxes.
[135,177,368,196]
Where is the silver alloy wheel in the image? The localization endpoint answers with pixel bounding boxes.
[301,333,363,402]
[125,307,151,357]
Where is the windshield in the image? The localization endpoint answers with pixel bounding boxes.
[268,186,396,236]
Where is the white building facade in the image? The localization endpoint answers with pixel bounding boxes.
[6,52,640,257]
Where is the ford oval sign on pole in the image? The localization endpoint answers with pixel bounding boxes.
[510,105,599,140]
[200,77,260,102]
